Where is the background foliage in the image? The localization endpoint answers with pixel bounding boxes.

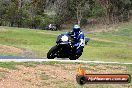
[0,0,131,29]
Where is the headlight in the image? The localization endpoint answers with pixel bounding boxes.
[61,35,68,41]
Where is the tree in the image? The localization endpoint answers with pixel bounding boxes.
[98,0,132,24]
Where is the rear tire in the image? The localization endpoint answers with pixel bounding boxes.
[47,46,58,59]
[69,53,82,60]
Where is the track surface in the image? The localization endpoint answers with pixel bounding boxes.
[0,58,132,64]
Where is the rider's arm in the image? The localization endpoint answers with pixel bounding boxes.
[79,32,85,46]
[80,32,84,39]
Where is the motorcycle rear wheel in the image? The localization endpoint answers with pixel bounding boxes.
[69,53,82,60]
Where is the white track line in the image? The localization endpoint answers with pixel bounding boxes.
[0,59,132,65]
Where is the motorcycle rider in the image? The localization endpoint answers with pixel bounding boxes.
[65,24,85,54]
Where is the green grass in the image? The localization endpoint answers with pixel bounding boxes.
[0,24,132,62]
[0,62,17,70]
[82,24,132,62]
[88,24,132,44]
[0,26,60,57]
[18,62,41,67]
[39,72,50,80]
[81,46,132,62]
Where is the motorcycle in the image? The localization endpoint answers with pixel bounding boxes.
[47,34,90,60]
[44,24,58,31]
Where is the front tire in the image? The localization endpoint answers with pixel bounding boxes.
[47,46,58,59]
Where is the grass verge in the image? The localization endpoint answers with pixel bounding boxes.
[0,25,132,62]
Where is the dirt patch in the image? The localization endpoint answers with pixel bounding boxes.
[0,45,24,55]
[0,65,74,88]
[0,63,131,88]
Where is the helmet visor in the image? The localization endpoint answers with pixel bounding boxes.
[73,28,80,32]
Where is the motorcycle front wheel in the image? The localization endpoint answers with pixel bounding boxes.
[47,46,58,59]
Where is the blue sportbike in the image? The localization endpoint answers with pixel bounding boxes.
[47,34,90,60]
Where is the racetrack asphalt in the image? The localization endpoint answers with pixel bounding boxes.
[0,56,132,65]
